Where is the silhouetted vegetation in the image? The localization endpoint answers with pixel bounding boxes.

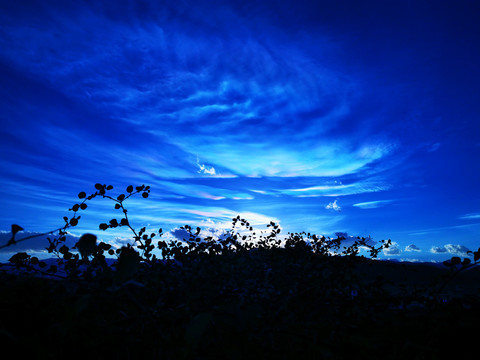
[1,184,479,358]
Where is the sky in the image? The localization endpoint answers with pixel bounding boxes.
[1,0,479,263]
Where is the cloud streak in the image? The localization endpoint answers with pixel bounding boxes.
[353,200,394,209]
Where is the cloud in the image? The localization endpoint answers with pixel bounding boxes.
[430,244,471,256]
[353,200,394,209]
[281,181,390,198]
[430,246,447,253]
[154,180,254,201]
[459,213,480,220]
[405,244,421,252]
[175,208,281,228]
[0,0,399,180]
[185,142,395,178]
[325,200,341,212]
[196,157,216,176]
[329,234,378,253]
[383,241,401,256]
[169,212,284,245]
[444,244,471,256]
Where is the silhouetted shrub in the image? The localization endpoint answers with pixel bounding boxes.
[0,183,478,358]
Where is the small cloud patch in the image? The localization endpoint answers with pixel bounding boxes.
[325,200,341,212]
[405,244,421,252]
[383,241,401,256]
[196,157,216,175]
[431,246,447,253]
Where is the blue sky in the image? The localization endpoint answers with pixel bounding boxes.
[1,0,479,262]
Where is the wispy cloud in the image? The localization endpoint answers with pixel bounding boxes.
[0,1,399,181]
[153,180,253,201]
[2,0,478,258]
[408,222,480,236]
[459,213,480,220]
[353,200,394,209]
[281,181,390,197]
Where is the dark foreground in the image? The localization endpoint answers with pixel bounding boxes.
[1,250,479,359]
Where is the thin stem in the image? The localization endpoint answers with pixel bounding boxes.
[0,227,67,250]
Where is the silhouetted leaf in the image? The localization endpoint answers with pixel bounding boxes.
[59,245,69,254]
[126,185,133,193]
[75,233,97,260]
[451,257,461,265]
[94,183,103,190]
[11,224,23,235]
[80,203,87,210]
[117,194,125,201]
[72,204,80,212]
[78,191,86,199]
[106,185,113,190]
[70,217,78,226]
[115,203,121,209]
[142,192,149,198]
[120,218,129,226]
[99,223,109,230]
[9,252,30,264]
[98,242,111,251]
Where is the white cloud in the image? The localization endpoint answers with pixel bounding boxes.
[353,200,393,209]
[196,157,216,175]
[444,244,471,256]
[430,244,471,256]
[405,244,421,252]
[383,241,401,256]
[459,213,480,220]
[325,200,341,212]
[430,246,447,253]
[282,181,390,198]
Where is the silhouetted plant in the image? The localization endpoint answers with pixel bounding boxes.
[1,183,478,358]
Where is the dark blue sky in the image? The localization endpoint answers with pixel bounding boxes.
[1,0,479,262]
